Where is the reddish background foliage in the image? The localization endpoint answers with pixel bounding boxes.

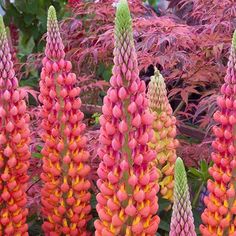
[61,0,235,131]
[56,0,235,170]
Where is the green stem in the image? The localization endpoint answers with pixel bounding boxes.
[192,181,204,208]
[120,97,133,235]
[173,100,184,116]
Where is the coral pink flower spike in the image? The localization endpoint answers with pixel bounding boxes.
[0,16,30,236]
[200,30,236,236]
[40,6,91,236]
[94,0,160,235]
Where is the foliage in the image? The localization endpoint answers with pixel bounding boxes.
[1,0,67,55]
[0,0,69,104]
[188,160,212,208]
[62,0,235,133]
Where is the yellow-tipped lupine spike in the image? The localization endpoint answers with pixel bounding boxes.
[147,68,179,201]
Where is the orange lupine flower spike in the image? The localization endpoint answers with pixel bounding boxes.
[0,17,30,236]
[147,68,178,201]
[40,6,91,235]
[200,31,236,236]
[94,1,160,235]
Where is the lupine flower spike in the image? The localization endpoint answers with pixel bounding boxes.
[0,17,30,235]
[147,68,178,201]
[39,6,91,236]
[200,31,236,236]
[94,0,160,235]
[170,157,196,236]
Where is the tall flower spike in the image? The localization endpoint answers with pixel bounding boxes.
[94,1,160,235]
[170,157,196,236]
[45,6,65,61]
[0,16,30,235]
[40,6,91,235]
[147,68,178,201]
[200,30,236,236]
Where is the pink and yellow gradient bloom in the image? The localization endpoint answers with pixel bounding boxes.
[0,17,30,236]
[147,68,178,201]
[200,31,236,236]
[39,6,91,235]
[94,0,160,235]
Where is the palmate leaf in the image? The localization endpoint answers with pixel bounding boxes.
[61,0,232,132]
[188,167,203,179]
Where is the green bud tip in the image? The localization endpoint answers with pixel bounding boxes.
[48,5,57,22]
[154,67,161,77]
[0,16,6,40]
[233,29,236,49]
[115,0,132,34]
[151,67,165,85]
[175,157,185,173]
[174,157,188,193]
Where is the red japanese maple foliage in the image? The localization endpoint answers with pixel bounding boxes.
[63,0,235,134]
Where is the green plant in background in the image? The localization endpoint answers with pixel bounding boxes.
[91,112,101,125]
[0,0,68,100]
[188,160,212,208]
[1,0,67,56]
[186,160,212,234]
[146,0,159,8]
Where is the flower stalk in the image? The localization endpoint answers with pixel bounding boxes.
[170,157,196,236]
[200,30,236,236]
[94,1,160,235]
[0,16,30,235]
[147,68,178,201]
[40,6,91,235]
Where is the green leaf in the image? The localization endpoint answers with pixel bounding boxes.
[24,14,35,26]
[158,218,170,232]
[36,145,43,151]
[32,153,42,159]
[188,167,203,179]
[158,197,171,212]
[20,76,39,88]
[27,213,38,223]
[192,208,201,235]
[19,34,35,55]
[14,0,27,12]
[25,0,40,14]
[90,193,97,209]
[200,160,208,173]
[28,218,43,235]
